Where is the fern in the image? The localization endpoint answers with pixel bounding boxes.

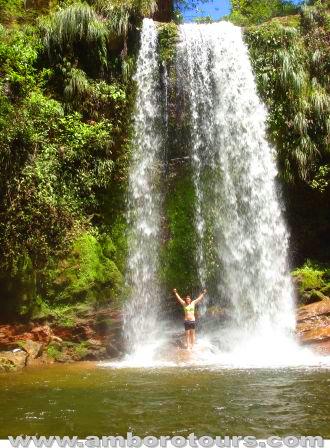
[64,67,90,103]
[42,3,108,67]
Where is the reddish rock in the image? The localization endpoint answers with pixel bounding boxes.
[296,299,330,355]
[297,299,330,322]
[0,307,124,368]
[299,327,330,344]
[53,323,95,342]
[311,339,330,355]
[31,325,53,343]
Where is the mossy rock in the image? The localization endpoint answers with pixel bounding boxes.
[95,317,117,334]
[157,22,178,64]
[47,231,123,304]
[0,358,16,373]
[321,285,330,297]
[161,169,198,293]
[292,261,330,304]
[292,262,325,292]
[46,342,62,361]
[72,342,89,360]
[309,289,327,302]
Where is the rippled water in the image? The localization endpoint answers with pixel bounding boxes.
[0,363,329,438]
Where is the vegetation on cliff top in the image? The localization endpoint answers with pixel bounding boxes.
[0,0,329,320]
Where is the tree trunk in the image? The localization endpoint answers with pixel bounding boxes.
[153,0,173,22]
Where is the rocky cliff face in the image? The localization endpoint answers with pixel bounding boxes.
[0,308,124,371]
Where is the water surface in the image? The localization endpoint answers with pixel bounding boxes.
[0,363,329,438]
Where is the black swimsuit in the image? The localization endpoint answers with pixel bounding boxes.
[184,320,196,331]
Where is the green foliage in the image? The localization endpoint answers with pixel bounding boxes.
[0,253,37,319]
[0,25,40,99]
[158,22,178,64]
[94,0,157,35]
[194,16,213,23]
[63,67,90,103]
[245,2,330,184]
[0,89,117,271]
[33,300,92,324]
[292,261,326,290]
[309,165,330,192]
[45,231,123,304]
[42,3,109,69]
[47,343,62,360]
[0,7,130,317]
[229,0,299,25]
[57,58,128,120]
[94,0,158,22]
[73,341,89,358]
[292,260,330,304]
[0,0,24,23]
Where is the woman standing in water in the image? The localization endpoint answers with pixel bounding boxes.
[173,288,207,349]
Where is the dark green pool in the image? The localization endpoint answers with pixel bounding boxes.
[0,363,329,438]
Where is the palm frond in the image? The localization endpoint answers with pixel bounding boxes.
[293,111,308,135]
[310,83,330,115]
[64,68,90,102]
[43,3,108,65]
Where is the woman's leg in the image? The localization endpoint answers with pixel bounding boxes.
[191,329,196,347]
[188,329,193,349]
[185,329,190,349]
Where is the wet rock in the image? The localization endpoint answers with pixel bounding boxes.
[0,306,125,365]
[311,339,330,355]
[31,325,53,344]
[54,322,95,343]
[51,335,63,343]
[296,298,330,354]
[297,298,330,322]
[0,324,30,350]
[106,342,123,359]
[0,350,27,371]
[20,340,43,359]
[86,338,102,347]
[0,323,53,353]
[83,345,107,361]
[27,352,54,366]
[299,327,330,344]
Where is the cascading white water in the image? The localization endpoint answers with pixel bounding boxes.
[123,19,164,360]
[115,20,325,369]
[177,22,298,361]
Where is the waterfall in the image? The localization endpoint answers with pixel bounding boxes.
[120,20,312,368]
[123,19,164,359]
[177,22,296,357]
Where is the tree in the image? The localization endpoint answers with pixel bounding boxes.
[230,0,299,25]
